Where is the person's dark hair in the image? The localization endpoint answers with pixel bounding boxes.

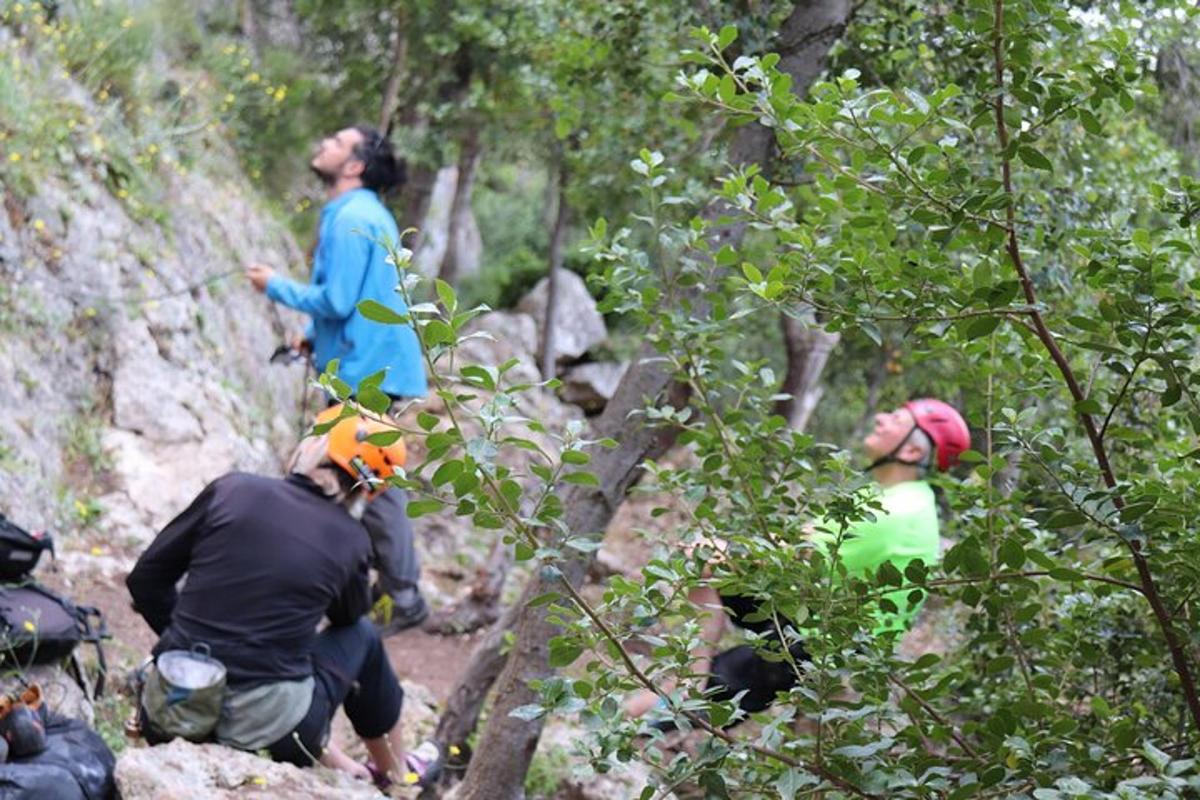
[351,126,406,194]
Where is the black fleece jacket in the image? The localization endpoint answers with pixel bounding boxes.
[126,472,371,687]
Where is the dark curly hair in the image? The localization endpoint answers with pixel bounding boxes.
[351,126,407,194]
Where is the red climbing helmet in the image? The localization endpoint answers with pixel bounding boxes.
[905,398,970,471]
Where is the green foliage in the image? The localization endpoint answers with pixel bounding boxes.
[335,1,1200,796]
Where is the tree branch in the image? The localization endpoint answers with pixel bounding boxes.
[990,0,1200,735]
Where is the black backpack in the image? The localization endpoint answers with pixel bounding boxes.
[0,710,116,800]
[0,515,54,583]
[0,584,109,698]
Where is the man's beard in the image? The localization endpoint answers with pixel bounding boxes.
[309,162,337,187]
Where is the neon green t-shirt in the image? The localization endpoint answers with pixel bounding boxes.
[808,481,940,632]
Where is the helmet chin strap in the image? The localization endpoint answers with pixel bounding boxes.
[863,425,931,474]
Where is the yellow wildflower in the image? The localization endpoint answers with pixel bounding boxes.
[147,143,158,155]
[251,777,266,786]
[449,745,461,756]
[98,88,109,101]
[120,16,132,28]
[84,307,97,318]
[32,219,45,231]
[247,72,260,84]
[224,92,235,104]
[90,546,102,556]
[8,152,20,162]
[22,621,34,633]
[273,86,286,102]
[91,133,104,150]
[222,44,235,55]
[116,188,128,199]
[403,773,420,785]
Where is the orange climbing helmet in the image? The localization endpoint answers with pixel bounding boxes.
[314,404,406,495]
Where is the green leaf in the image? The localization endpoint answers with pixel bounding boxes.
[548,637,583,667]
[417,411,439,431]
[431,460,463,486]
[365,429,403,446]
[357,300,406,324]
[561,450,591,465]
[717,24,738,50]
[1017,145,1053,171]
[424,320,455,347]
[407,499,444,518]
[986,655,1015,674]
[718,74,736,103]
[435,279,457,313]
[965,316,1001,340]
[358,383,391,415]
[563,471,599,486]
[775,768,817,800]
[508,704,546,722]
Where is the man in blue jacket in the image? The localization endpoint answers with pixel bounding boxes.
[247,126,430,632]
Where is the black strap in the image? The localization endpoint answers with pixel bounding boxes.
[74,605,109,697]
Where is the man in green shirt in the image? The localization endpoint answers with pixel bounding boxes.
[628,398,969,724]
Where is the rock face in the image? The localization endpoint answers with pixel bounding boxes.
[559,362,629,414]
[115,740,387,800]
[516,269,606,364]
[0,162,305,545]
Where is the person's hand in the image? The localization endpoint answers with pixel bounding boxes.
[245,263,275,293]
[289,334,312,355]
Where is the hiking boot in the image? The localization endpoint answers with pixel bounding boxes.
[373,591,429,637]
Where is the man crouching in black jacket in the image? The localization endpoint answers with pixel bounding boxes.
[126,404,439,789]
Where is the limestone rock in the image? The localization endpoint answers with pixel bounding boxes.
[112,319,204,444]
[559,362,629,413]
[516,270,606,364]
[456,311,541,385]
[115,740,386,800]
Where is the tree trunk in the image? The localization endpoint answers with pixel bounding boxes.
[430,599,521,781]
[1156,42,1200,173]
[397,161,438,251]
[378,11,409,134]
[774,313,840,431]
[425,537,510,635]
[850,343,892,442]
[438,127,484,286]
[452,352,687,800]
[442,5,854,796]
[539,153,569,380]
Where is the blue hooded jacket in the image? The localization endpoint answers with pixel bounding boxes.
[266,188,427,398]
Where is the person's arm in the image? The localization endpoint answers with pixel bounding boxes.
[126,478,220,634]
[326,555,371,628]
[265,218,372,320]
